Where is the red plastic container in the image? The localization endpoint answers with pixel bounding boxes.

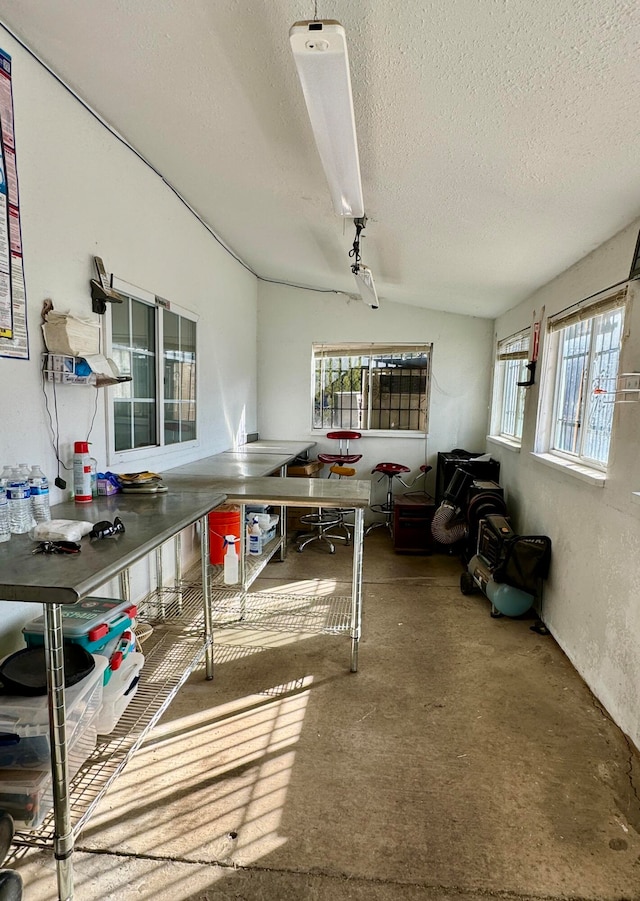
[208,505,241,565]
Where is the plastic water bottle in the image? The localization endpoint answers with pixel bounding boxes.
[7,472,32,534]
[223,535,239,585]
[0,485,10,542]
[29,465,51,523]
[248,518,262,556]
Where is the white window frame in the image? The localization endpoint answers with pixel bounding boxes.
[490,329,530,446]
[311,342,432,436]
[534,287,628,477]
[105,279,199,467]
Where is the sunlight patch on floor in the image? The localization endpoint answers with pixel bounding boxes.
[75,676,315,899]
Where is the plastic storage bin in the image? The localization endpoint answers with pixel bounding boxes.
[96,651,144,735]
[0,655,107,768]
[0,656,106,830]
[0,719,99,830]
[23,597,137,655]
[98,629,135,686]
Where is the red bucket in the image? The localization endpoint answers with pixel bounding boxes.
[208,505,241,565]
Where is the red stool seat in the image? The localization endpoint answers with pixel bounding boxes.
[319,431,363,465]
[319,453,362,464]
[371,462,410,477]
[366,462,411,537]
[326,430,361,441]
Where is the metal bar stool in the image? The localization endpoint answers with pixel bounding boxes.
[365,462,411,536]
[296,432,362,554]
[325,463,358,545]
[296,508,343,553]
[317,430,362,466]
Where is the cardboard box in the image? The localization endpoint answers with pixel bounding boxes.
[287,506,317,533]
[286,460,324,478]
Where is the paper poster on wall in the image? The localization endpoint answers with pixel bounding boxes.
[0,48,29,359]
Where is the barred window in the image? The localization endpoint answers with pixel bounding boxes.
[312,343,431,432]
[492,330,530,443]
[550,305,624,468]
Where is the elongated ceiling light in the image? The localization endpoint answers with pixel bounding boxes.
[289,20,364,218]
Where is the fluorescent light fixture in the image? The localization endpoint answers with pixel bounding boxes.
[353,264,379,309]
[290,20,364,218]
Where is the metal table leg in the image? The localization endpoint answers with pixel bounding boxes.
[118,567,131,602]
[350,508,364,672]
[43,604,73,901]
[278,467,287,561]
[200,515,214,680]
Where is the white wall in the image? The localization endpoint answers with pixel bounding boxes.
[256,282,494,503]
[0,28,258,652]
[491,218,640,748]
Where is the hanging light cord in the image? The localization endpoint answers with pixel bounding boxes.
[349,216,367,275]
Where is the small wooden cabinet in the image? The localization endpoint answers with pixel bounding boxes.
[393,494,436,554]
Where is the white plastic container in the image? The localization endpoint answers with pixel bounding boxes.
[223,535,239,584]
[0,720,98,829]
[0,656,107,768]
[248,518,262,556]
[96,651,144,735]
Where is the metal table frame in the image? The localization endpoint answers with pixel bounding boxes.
[0,448,371,900]
[0,488,224,901]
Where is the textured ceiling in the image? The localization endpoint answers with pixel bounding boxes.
[0,0,639,317]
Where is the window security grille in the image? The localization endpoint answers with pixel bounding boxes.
[312,345,431,431]
[552,308,624,466]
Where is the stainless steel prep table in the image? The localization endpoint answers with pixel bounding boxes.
[0,486,225,901]
[221,439,316,457]
[163,474,371,673]
[0,451,369,901]
[169,453,291,479]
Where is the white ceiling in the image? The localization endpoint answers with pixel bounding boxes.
[1,0,639,318]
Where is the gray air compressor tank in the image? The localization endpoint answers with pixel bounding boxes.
[467,554,535,617]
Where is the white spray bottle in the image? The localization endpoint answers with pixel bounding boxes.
[248,517,262,556]
[223,535,239,585]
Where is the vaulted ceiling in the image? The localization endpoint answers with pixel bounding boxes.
[1,0,639,317]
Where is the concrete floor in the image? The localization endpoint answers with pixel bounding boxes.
[8,531,640,900]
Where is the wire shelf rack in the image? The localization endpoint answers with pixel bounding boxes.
[12,533,355,849]
[14,606,209,847]
[180,534,283,592]
[210,590,352,634]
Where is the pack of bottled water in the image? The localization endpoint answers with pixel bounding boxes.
[0,463,51,539]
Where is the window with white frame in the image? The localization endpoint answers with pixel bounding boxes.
[312,343,432,432]
[545,291,626,469]
[108,290,197,460]
[492,330,530,443]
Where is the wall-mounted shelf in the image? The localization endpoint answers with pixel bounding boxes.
[42,353,95,385]
[42,353,132,388]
